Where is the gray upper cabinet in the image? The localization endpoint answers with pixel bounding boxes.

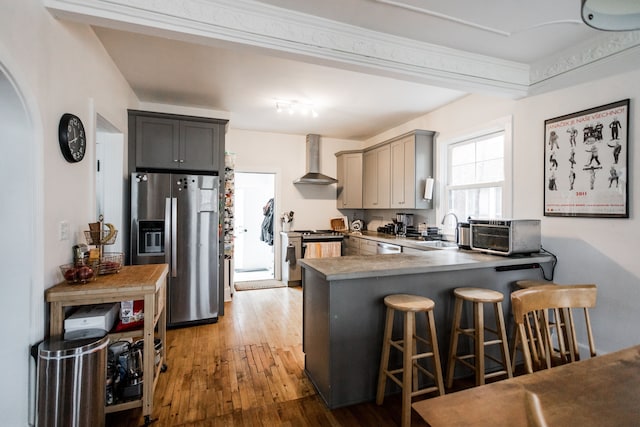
[389,130,435,209]
[135,116,180,170]
[363,144,391,209]
[130,110,228,172]
[336,129,435,211]
[336,151,363,209]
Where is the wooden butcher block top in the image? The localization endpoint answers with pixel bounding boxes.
[46,264,168,303]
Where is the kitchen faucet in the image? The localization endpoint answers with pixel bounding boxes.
[441,212,459,243]
[441,211,459,226]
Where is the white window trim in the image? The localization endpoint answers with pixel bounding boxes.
[435,116,513,237]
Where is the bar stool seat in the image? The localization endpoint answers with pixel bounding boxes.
[446,287,512,388]
[376,294,445,427]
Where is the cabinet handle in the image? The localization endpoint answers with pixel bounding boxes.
[173,159,179,162]
[179,159,185,163]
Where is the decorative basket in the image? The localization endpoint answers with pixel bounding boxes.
[91,252,124,275]
[84,229,118,246]
[59,263,96,284]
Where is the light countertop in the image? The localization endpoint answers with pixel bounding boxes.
[299,250,554,281]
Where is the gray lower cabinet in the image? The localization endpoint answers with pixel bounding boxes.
[343,235,360,256]
[130,110,228,172]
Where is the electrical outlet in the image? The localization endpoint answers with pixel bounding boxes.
[59,221,70,241]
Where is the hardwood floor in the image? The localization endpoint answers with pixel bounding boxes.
[106,287,428,426]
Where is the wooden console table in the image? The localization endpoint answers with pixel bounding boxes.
[46,263,168,425]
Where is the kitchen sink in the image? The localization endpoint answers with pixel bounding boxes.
[412,240,459,249]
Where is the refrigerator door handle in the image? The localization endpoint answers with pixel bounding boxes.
[164,197,172,272]
[171,197,178,277]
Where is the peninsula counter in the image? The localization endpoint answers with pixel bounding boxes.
[299,250,554,409]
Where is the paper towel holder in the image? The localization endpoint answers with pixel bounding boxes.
[423,177,434,200]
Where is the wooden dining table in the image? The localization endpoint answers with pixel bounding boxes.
[412,344,640,426]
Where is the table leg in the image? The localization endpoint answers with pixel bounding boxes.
[49,301,64,337]
[142,293,155,418]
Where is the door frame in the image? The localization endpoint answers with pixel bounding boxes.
[234,167,282,280]
[234,171,277,281]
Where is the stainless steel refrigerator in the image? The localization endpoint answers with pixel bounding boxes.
[130,172,221,327]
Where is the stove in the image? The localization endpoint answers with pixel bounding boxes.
[281,230,344,286]
[297,230,344,241]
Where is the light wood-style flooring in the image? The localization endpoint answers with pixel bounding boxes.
[106,287,427,426]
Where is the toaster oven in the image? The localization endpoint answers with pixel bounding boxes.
[469,219,541,256]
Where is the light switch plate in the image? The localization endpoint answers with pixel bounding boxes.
[59,220,70,241]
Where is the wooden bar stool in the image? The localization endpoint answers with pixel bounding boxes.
[445,287,512,388]
[376,294,445,427]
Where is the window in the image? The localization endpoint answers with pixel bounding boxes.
[448,131,504,219]
[439,118,512,234]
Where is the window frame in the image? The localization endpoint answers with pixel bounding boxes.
[436,117,513,237]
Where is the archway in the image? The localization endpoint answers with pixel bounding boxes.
[0,62,39,425]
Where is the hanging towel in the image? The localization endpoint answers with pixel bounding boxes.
[285,244,297,266]
[304,242,342,259]
[260,198,274,246]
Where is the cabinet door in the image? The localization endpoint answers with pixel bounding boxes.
[363,146,390,208]
[363,150,378,208]
[337,153,363,209]
[359,238,377,255]
[180,121,220,171]
[343,235,361,255]
[136,116,180,169]
[376,145,391,208]
[390,136,416,209]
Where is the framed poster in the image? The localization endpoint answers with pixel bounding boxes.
[544,99,629,218]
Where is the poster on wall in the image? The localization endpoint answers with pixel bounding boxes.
[544,99,629,218]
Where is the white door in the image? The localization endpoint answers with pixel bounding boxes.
[234,172,275,281]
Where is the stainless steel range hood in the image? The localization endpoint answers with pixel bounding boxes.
[293,134,338,185]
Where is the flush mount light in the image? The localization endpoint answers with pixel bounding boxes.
[581,0,640,31]
[275,100,318,118]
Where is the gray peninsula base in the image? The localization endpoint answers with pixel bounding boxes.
[300,251,554,409]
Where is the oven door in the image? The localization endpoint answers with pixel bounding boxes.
[302,239,343,258]
[470,224,511,254]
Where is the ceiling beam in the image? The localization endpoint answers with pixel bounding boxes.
[44,0,640,98]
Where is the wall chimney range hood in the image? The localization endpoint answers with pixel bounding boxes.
[293,134,337,185]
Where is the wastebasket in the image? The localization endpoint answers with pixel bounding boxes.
[35,331,108,427]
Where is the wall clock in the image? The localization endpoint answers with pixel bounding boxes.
[58,113,86,163]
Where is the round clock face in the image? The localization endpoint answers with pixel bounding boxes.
[58,113,86,163]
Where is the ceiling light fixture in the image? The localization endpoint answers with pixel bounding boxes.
[581,0,640,31]
[275,100,318,118]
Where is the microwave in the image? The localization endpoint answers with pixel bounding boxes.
[469,219,541,256]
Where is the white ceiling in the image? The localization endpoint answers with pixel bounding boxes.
[48,0,636,140]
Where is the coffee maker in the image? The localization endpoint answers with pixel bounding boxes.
[107,341,143,403]
[394,213,414,236]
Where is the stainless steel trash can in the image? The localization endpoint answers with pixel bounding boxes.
[36,332,108,427]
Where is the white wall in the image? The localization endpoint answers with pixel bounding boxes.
[226,129,361,266]
[378,70,640,354]
[0,1,138,424]
[227,129,361,230]
[514,70,640,353]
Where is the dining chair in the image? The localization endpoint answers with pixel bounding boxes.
[511,284,597,374]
